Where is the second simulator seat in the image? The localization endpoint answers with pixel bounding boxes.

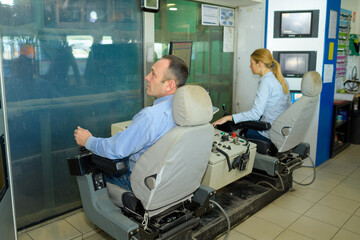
[68,85,215,240]
[252,71,323,179]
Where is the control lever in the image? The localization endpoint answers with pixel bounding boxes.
[222,104,227,116]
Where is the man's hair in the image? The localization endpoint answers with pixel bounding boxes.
[162,55,188,88]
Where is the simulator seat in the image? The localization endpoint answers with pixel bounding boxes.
[220,71,322,184]
[68,85,216,240]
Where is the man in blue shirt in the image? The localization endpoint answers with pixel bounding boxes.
[74,55,188,206]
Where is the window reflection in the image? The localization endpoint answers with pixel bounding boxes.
[66,35,93,59]
[3,0,143,228]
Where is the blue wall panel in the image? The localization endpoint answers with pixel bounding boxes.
[316,0,342,165]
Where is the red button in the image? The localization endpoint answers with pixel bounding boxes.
[232,132,237,138]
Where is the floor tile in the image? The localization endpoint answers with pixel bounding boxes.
[332,157,360,168]
[288,216,339,240]
[234,216,284,240]
[17,233,32,240]
[218,230,254,240]
[341,177,360,190]
[350,168,360,179]
[287,185,327,203]
[293,167,315,181]
[27,219,82,240]
[343,215,360,235]
[300,177,337,193]
[274,229,315,240]
[356,207,360,216]
[293,171,312,183]
[312,170,346,185]
[65,211,98,238]
[304,203,352,227]
[317,162,355,176]
[254,204,300,228]
[317,194,360,214]
[331,184,360,202]
[272,194,315,214]
[84,230,114,240]
[332,229,360,240]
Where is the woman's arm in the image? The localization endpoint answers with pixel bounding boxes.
[212,115,232,127]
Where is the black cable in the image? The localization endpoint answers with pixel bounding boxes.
[216,147,232,172]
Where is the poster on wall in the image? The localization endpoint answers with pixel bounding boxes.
[220,7,234,26]
[328,10,337,39]
[202,4,219,26]
[223,27,234,52]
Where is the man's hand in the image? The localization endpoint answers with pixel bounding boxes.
[74,126,92,147]
[212,115,233,127]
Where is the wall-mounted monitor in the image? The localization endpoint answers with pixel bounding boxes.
[290,90,303,103]
[273,51,317,78]
[274,10,319,38]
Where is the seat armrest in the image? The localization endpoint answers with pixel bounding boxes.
[238,121,271,131]
[216,120,271,133]
[91,155,127,175]
[67,151,127,176]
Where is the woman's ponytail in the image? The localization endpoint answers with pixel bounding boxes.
[272,60,289,94]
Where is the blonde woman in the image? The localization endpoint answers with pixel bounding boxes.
[212,48,291,141]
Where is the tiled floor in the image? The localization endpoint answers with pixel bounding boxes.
[18,145,360,240]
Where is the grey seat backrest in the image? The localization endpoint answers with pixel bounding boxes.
[130,85,214,212]
[270,71,323,153]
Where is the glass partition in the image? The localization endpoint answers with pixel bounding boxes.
[2,0,143,228]
[154,0,234,119]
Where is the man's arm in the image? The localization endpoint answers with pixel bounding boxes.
[75,109,155,160]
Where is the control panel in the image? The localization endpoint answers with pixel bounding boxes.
[201,129,256,190]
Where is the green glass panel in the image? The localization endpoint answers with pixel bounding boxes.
[155,0,233,119]
[1,0,143,228]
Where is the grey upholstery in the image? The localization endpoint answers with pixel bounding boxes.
[130,85,214,214]
[269,71,322,153]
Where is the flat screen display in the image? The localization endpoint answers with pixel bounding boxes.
[291,91,303,103]
[273,51,317,78]
[281,12,312,35]
[274,10,319,38]
[280,53,309,77]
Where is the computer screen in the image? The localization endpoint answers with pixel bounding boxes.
[281,53,308,77]
[273,51,317,78]
[274,10,319,38]
[0,136,7,202]
[281,12,312,35]
[291,91,303,103]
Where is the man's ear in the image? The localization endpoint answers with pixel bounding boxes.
[165,79,176,92]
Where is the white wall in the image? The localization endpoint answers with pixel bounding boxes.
[341,0,360,34]
[233,4,265,113]
[266,0,328,163]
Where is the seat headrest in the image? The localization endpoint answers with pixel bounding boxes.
[173,85,213,126]
[301,71,322,97]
